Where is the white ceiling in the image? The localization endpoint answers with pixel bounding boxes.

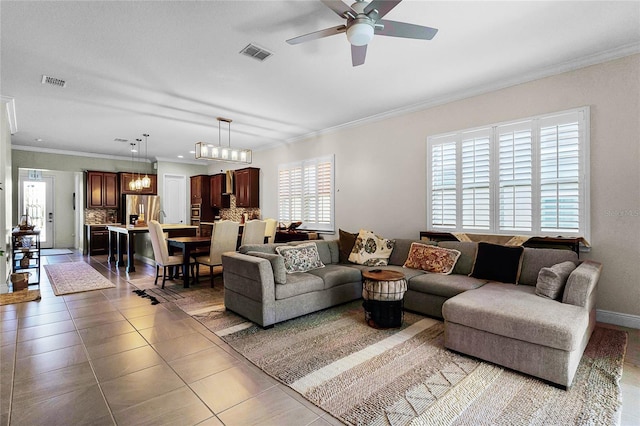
[2,1,639,163]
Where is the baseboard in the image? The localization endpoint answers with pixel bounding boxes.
[596,309,640,329]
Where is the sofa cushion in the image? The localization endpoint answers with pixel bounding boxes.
[443,283,589,351]
[276,243,325,273]
[338,229,358,263]
[246,251,287,284]
[535,261,576,300]
[519,248,579,286]
[403,243,461,275]
[306,264,363,289]
[470,242,523,284]
[348,229,395,266]
[388,239,434,266]
[438,242,477,275]
[275,273,324,300]
[408,273,487,299]
[239,243,279,255]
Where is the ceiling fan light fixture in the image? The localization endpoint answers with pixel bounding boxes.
[346,21,374,46]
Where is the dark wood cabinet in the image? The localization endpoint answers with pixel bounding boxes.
[87,225,109,255]
[234,167,260,208]
[86,171,119,208]
[190,175,207,205]
[210,173,230,208]
[119,172,157,195]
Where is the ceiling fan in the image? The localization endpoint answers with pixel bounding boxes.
[286,0,438,67]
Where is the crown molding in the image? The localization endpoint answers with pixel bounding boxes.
[11,144,153,163]
[1,96,17,134]
[286,43,640,144]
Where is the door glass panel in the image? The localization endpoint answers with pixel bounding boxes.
[23,181,48,243]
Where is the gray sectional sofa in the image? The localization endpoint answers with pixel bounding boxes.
[221,238,601,388]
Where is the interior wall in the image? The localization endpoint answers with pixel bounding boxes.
[1,103,13,290]
[156,160,209,224]
[253,54,640,318]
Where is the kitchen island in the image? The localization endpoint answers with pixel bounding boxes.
[107,224,198,273]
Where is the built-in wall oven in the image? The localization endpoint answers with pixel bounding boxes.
[191,204,201,226]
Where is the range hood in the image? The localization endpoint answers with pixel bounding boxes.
[223,170,234,195]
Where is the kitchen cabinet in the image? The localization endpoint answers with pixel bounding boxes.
[210,173,230,208]
[190,175,214,221]
[119,172,157,195]
[87,225,110,255]
[86,171,119,208]
[234,167,260,208]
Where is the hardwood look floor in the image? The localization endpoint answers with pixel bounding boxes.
[1,252,638,425]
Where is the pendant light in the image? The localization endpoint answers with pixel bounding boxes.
[134,138,143,191]
[141,133,151,189]
[128,143,138,191]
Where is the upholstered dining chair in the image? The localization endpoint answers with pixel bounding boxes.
[240,219,267,246]
[148,220,193,288]
[193,220,240,287]
[264,218,277,244]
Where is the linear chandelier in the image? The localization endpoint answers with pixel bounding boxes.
[195,117,252,164]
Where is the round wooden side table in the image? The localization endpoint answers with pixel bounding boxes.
[362,269,407,328]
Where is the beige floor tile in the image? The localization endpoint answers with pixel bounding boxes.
[217,386,320,426]
[17,309,72,329]
[9,384,114,426]
[73,309,127,329]
[138,319,199,344]
[84,331,148,360]
[168,346,241,383]
[100,363,185,413]
[69,302,117,319]
[194,416,224,425]
[621,362,640,426]
[1,329,17,347]
[0,318,18,332]
[152,332,218,362]
[78,320,137,345]
[118,303,167,320]
[112,386,212,426]
[91,345,165,382]
[16,319,76,342]
[190,363,277,414]
[0,309,18,321]
[65,294,110,309]
[15,301,68,318]
[12,362,97,409]
[127,308,190,330]
[15,330,81,358]
[14,344,88,381]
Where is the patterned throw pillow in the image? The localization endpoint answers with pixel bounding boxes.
[403,243,461,275]
[275,242,325,274]
[348,229,395,266]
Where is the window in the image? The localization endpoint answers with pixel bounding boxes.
[427,107,589,239]
[278,155,334,232]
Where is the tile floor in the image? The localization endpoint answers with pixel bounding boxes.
[1,252,639,425]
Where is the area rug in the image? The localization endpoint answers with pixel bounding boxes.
[41,248,73,256]
[44,262,116,295]
[0,289,41,306]
[189,301,627,426]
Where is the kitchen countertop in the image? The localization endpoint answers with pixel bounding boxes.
[86,223,122,227]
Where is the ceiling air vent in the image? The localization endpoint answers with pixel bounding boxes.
[114,138,129,143]
[239,43,273,62]
[41,75,66,88]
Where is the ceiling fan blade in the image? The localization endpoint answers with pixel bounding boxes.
[321,0,356,19]
[364,0,402,20]
[375,19,438,40]
[286,25,346,45]
[351,44,367,67]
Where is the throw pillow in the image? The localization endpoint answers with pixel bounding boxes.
[348,229,395,266]
[535,261,577,300]
[470,242,524,284]
[338,229,358,263]
[403,243,461,275]
[275,242,325,274]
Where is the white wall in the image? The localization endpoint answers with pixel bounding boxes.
[1,102,13,291]
[253,54,640,319]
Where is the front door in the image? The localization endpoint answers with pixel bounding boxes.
[20,174,54,248]
[163,174,186,224]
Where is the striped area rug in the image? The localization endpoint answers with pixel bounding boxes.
[193,301,627,426]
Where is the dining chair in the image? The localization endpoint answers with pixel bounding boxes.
[240,219,267,246]
[264,218,277,244]
[193,220,240,287]
[148,220,193,288]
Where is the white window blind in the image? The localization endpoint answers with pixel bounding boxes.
[427,107,589,239]
[278,155,334,232]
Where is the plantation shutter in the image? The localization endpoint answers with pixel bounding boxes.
[461,129,491,230]
[430,139,457,229]
[278,165,302,223]
[539,111,582,234]
[498,121,533,232]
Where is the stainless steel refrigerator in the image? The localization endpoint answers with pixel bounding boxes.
[121,195,161,225]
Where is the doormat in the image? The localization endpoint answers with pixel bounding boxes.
[0,289,41,306]
[41,248,73,256]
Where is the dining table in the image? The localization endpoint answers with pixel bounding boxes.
[166,236,211,288]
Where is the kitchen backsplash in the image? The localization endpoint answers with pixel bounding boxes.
[220,194,261,222]
[84,209,118,224]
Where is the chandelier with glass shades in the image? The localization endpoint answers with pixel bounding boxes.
[128,133,152,191]
[195,117,252,164]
